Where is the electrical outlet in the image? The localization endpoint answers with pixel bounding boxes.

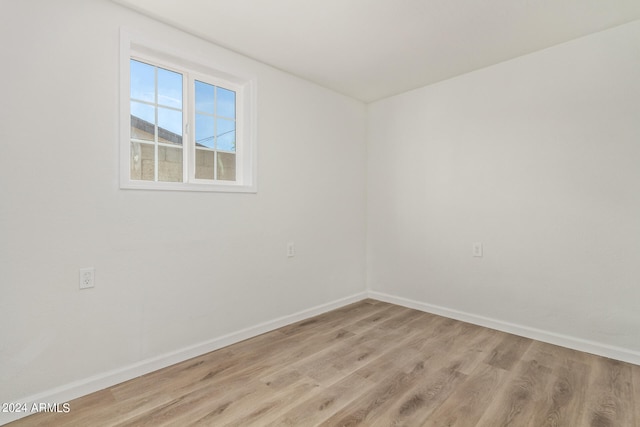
[79,267,95,289]
[473,242,483,257]
[287,242,295,258]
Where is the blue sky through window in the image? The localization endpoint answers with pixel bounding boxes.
[194,79,236,152]
[131,60,237,152]
[130,59,182,138]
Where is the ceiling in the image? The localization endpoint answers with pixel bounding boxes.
[113,0,640,102]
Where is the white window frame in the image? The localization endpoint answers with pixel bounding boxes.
[119,29,257,192]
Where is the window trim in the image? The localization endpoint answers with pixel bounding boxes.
[119,28,257,193]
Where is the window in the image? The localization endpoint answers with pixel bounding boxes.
[193,80,237,181]
[120,31,257,192]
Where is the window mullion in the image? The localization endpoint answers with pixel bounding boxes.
[187,74,194,183]
[213,86,218,181]
[154,66,159,182]
[182,72,189,184]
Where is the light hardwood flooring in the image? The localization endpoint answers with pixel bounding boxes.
[8,299,640,426]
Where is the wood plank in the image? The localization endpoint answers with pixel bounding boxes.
[421,362,508,426]
[579,356,635,427]
[523,341,590,426]
[484,333,534,371]
[321,355,468,427]
[370,362,467,427]
[259,371,375,426]
[632,363,640,426]
[215,377,320,426]
[320,360,434,426]
[475,350,553,426]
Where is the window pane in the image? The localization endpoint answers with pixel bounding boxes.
[131,101,155,123]
[195,148,215,180]
[130,141,155,181]
[157,67,182,109]
[130,102,155,141]
[195,114,215,149]
[158,146,183,182]
[217,152,236,181]
[195,80,214,114]
[216,118,235,152]
[158,107,182,145]
[130,60,155,103]
[217,87,236,118]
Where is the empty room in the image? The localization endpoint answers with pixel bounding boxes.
[1,0,640,425]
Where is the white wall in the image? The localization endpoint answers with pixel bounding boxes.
[0,0,366,414]
[367,20,640,361]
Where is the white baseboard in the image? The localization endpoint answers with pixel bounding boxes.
[368,290,640,366]
[1,292,368,426]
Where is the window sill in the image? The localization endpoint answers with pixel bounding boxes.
[120,180,257,193]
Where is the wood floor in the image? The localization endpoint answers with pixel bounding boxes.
[8,299,640,426]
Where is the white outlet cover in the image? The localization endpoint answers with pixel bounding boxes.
[473,243,483,257]
[79,267,95,289]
